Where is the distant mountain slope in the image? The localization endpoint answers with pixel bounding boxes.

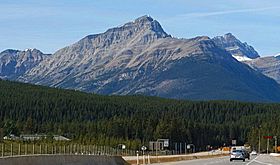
[0,48,50,79]
[212,33,260,61]
[245,55,280,84]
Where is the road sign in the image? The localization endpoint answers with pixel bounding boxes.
[141,146,147,151]
[118,144,126,149]
[263,136,273,139]
[163,139,169,147]
[187,144,191,149]
[232,140,237,145]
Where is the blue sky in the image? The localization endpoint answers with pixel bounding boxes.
[0,0,279,55]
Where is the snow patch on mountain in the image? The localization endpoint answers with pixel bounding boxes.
[232,55,253,61]
[274,53,280,57]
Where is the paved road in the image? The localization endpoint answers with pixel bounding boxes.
[153,154,280,165]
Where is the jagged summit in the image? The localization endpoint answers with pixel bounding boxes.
[0,48,50,79]
[212,33,260,61]
[134,15,153,22]
[1,48,45,55]
[84,15,170,43]
[224,32,235,37]
[24,48,38,52]
[132,15,166,33]
[0,49,20,57]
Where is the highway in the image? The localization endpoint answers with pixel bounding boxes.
[153,154,280,165]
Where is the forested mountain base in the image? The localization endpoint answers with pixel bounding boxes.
[0,79,279,150]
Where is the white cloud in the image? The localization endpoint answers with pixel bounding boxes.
[175,6,280,19]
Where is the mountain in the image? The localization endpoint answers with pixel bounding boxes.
[2,15,279,102]
[0,48,50,79]
[245,54,280,84]
[212,33,260,61]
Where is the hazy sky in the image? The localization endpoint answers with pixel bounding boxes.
[0,0,279,55]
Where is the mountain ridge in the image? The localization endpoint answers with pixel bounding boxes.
[0,48,50,79]
[1,15,280,102]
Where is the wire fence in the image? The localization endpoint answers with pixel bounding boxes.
[0,142,137,157]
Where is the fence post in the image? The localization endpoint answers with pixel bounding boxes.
[185,143,187,154]
[32,143,35,155]
[18,143,21,156]
[77,144,79,154]
[2,143,4,157]
[25,143,27,155]
[10,143,13,156]
[180,143,182,154]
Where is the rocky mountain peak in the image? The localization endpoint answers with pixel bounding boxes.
[134,15,154,23]
[22,48,47,56]
[0,48,50,79]
[75,15,171,52]
[23,48,41,53]
[132,15,167,35]
[223,33,237,40]
[212,33,260,60]
[0,49,20,57]
[120,15,170,39]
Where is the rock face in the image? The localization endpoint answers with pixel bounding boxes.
[245,55,280,84]
[0,49,50,79]
[212,33,260,61]
[2,15,280,102]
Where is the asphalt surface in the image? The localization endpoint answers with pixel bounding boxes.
[153,154,280,165]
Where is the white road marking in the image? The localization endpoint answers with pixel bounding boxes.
[253,159,272,165]
[246,155,260,165]
[246,155,272,165]
[204,157,228,165]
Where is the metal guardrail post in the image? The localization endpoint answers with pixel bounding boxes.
[10,143,13,156]
[18,143,21,155]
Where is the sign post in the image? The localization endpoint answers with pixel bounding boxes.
[136,150,139,165]
[263,136,273,154]
[141,146,147,165]
[274,136,277,153]
[232,140,237,146]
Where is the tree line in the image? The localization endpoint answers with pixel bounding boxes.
[0,79,279,151]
